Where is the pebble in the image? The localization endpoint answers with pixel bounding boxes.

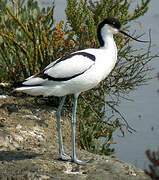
[0,95,8,99]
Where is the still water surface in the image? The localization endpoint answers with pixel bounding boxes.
[39,0,159,169]
[114,0,159,169]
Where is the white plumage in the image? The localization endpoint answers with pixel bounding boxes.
[16,48,117,97]
[15,18,147,164]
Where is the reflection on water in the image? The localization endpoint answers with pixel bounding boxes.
[41,0,159,169]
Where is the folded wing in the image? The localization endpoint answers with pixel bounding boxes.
[23,51,96,85]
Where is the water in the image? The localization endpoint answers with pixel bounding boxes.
[40,0,159,169]
[114,0,159,169]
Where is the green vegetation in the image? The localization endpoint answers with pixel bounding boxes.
[0,0,154,155]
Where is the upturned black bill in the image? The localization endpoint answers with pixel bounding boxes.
[119,30,149,43]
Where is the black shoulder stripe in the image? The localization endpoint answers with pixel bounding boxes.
[53,51,95,66]
[34,51,95,80]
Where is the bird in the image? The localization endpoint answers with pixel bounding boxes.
[15,18,147,165]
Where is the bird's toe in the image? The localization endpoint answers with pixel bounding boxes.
[60,153,71,161]
[72,158,87,165]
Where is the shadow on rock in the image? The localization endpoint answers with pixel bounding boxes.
[0,151,41,162]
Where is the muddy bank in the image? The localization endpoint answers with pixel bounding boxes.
[0,86,150,179]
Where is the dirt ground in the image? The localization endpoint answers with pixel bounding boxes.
[0,85,151,180]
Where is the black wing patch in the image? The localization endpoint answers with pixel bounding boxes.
[53,52,95,66]
[34,52,95,81]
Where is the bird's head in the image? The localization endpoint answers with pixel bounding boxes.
[97,17,149,47]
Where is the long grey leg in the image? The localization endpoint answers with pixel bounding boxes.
[56,96,71,161]
[71,93,85,164]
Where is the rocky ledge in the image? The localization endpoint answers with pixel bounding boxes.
[0,86,150,180]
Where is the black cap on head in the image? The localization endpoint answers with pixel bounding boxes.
[97,18,121,33]
[97,18,121,47]
[102,18,121,29]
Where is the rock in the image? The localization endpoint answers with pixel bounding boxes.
[0,129,20,151]
[0,89,151,179]
[0,95,8,99]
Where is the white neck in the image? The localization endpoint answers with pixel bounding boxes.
[99,24,117,52]
[101,33,117,51]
